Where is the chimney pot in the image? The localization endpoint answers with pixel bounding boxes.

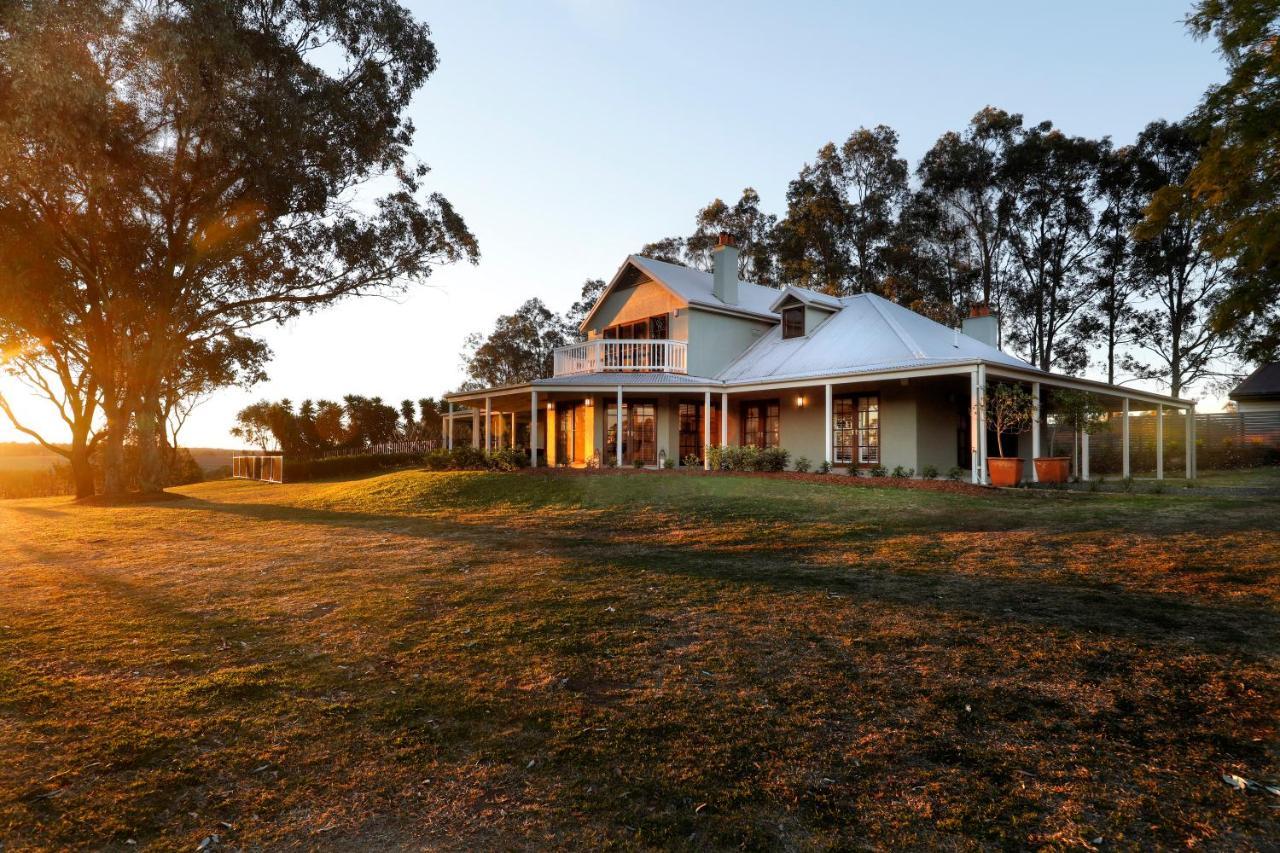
[968,301,991,318]
[717,231,736,248]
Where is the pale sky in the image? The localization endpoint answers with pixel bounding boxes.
[1,1,1227,448]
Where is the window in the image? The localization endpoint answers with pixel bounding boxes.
[782,306,805,339]
[833,394,879,465]
[740,400,780,448]
[678,402,721,462]
[603,313,669,341]
[606,401,657,466]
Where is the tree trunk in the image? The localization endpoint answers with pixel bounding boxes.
[69,444,95,500]
[135,392,167,494]
[102,408,128,497]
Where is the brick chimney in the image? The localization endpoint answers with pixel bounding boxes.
[712,232,739,305]
[961,300,999,349]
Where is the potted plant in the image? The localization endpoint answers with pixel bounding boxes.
[1043,389,1106,483]
[984,382,1034,487]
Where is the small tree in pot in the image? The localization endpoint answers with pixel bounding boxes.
[1045,389,1107,482]
[984,382,1034,486]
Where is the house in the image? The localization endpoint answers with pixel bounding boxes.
[1229,363,1280,413]
[444,235,1197,482]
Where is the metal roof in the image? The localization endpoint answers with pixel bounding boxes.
[1230,363,1280,400]
[716,292,1036,383]
[533,371,716,387]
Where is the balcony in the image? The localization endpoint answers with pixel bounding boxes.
[553,339,688,377]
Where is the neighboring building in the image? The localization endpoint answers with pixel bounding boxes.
[444,235,1197,482]
[1229,363,1280,413]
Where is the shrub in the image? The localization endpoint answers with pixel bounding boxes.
[663,456,675,470]
[794,456,812,473]
[846,462,860,476]
[283,452,423,482]
[1121,475,1135,493]
[632,456,646,469]
[920,464,939,480]
[869,464,888,478]
[817,460,831,474]
[488,448,527,472]
[682,454,701,469]
[602,452,617,468]
[756,447,791,472]
[891,465,914,479]
[706,445,724,471]
[947,466,963,482]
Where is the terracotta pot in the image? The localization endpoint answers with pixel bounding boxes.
[1033,457,1071,484]
[988,457,1024,487]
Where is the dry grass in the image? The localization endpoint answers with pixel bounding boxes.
[1,470,1277,850]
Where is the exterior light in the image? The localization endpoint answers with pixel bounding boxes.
[796,394,807,408]
[659,448,666,466]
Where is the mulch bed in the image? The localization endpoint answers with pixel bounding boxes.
[521,466,992,495]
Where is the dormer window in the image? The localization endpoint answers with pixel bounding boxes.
[782,305,804,339]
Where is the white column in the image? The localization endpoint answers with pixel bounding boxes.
[471,406,480,449]
[615,385,623,468]
[1156,403,1164,480]
[530,390,539,467]
[720,392,728,449]
[546,401,557,466]
[976,364,988,484]
[1121,398,1130,478]
[703,390,712,471]
[1185,404,1194,480]
[824,383,834,468]
[1081,427,1090,482]
[1030,382,1041,481]
[969,367,981,484]
[447,402,454,450]
[510,411,516,450]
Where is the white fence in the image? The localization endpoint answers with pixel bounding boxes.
[553,339,687,376]
[231,455,283,483]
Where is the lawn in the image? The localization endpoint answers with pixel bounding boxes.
[1,470,1277,849]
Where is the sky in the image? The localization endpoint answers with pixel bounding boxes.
[0,0,1229,448]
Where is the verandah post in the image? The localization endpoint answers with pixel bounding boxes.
[530,390,539,467]
[720,391,728,449]
[1031,382,1041,482]
[616,385,623,468]
[824,383,833,469]
[969,367,980,484]
[1121,398,1130,479]
[703,390,711,471]
[1156,403,1164,480]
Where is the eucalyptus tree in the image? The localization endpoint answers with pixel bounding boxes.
[685,188,779,284]
[1145,0,1280,363]
[916,108,1022,310]
[1127,119,1237,397]
[1000,122,1104,374]
[1088,141,1145,385]
[0,0,477,495]
[461,298,570,389]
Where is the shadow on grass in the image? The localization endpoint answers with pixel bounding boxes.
[157,495,1280,658]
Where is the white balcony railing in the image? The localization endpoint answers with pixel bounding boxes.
[553,339,687,376]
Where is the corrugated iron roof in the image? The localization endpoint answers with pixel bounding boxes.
[716,292,1036,383]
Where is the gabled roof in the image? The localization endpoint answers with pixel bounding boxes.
[768,285,842,313]
[578,255,784,330]
[716,292,1036,383]
[1230,363,1280,400]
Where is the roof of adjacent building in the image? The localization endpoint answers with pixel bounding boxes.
[716,291,1035,383]
[1229,363,1280,400]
